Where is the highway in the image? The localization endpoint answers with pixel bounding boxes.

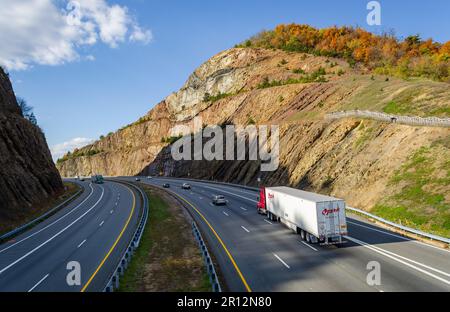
[132,176,450,292]
[0,180,142,292]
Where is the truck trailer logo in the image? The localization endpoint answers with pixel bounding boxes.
[322,208,340,216]
[268,193,274,199]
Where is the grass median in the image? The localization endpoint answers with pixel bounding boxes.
[118,184,211,292]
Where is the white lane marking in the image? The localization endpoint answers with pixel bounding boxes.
[264,219,273,225]
[99,221,105,227]
[345,236,450,286]
[348,220,450,254]
[110,210,114,214]
[240,207,248,211]
[28,274,50,292]
[199,197,203,200]
[0,186,105,275]
[354,238,450,277]
[77,239,87,248]
[301,241,318,252]
[273,253,290,269]
[209,203,214,207]
[0,184,95,254]
[223,211,230,217]
[241,226,250,233]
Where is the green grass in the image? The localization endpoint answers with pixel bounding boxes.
[372,146,450,237]
[341,75,450,118]
[118,187,211,292]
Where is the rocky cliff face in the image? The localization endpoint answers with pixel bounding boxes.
[57,48,450,232]
[0,67,63,220]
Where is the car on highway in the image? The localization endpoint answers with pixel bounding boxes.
[212,195,227,206]
[135,177,141,181]
[147,176,152,179]
[163,183,170,188]
[181,183,191,190]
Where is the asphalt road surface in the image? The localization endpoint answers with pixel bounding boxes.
[131,176,450,292]
[0,180,141,292]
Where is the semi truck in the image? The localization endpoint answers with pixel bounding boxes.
[257,186,347,245]
[91,175,104,184]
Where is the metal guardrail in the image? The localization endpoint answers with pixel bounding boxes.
[156,177,450,245]
[103,181,149,292]
[0,186,83,241]
[192,221,222,292]
[346,207,450,245]
[326,110,450,128]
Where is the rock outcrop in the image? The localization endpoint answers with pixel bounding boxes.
[57,48,450,219]
[0,67,63,220]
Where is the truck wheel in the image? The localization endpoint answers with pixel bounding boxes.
[306,233,311,243]
[300,230,306,241]
[310,235,319,244]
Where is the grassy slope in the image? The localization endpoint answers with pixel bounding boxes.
[372,138,450,237]
[118,185,211,292]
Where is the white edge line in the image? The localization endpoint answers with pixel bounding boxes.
[0,184,95,254]
[0,187,105,275]
[345,236,450,286]
[28,274,50,292]
[348,220,450,254]
[223,211,229,217]
[273,253,290,269]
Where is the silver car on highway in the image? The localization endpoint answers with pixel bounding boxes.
[212,195,227,206]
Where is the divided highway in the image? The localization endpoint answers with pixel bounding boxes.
[133,176,450,292]
[0,180,142,292]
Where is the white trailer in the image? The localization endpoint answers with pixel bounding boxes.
[264,187,347,245]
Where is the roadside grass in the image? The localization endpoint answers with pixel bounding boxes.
[372,144,450,237]
[340,75,450,118]
[0,181,81,236]
[118,185,211,292]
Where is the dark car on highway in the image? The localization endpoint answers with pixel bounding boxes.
[163,183,170,188]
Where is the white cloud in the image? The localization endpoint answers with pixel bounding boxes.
[51,137,94,161]
[0,0,152,70]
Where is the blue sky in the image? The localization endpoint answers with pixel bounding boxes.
[3,0,450,160]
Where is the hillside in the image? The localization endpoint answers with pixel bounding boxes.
[0,67,63,222]
[57,31,450,236]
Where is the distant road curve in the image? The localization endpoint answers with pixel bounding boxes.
[0,179,142,292]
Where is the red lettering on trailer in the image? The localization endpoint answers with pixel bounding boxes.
[322,208,340,215]
[268,193,274,199]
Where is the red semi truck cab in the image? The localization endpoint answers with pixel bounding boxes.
[257,187,267,214]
